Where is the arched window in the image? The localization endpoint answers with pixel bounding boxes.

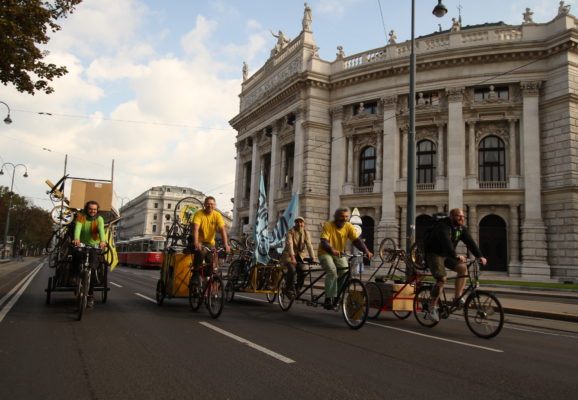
[479,136,505,182]
[359,146,376,187]
[417,140,436,184]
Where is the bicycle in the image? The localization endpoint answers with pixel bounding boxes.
[276,254,369,330]
[74,244,107,321]
[188,246,225,319]
[413,258,504,339]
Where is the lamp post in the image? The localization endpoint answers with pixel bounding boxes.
[406,0,447,254]
[0,101,13,124]
[117,196,131,241]
[1,163,28,259]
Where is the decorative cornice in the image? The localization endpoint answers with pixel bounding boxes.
[446,87,465,102]
[380,95,398,110]
[330,106,345,120]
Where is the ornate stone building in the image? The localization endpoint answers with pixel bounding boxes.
[229,6,578,281]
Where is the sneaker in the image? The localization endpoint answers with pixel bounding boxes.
[428,307,440,322]
[87,296,94,309]
[453,297,466,310]
[323,298,333,310]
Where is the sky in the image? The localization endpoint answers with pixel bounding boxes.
[0,0,574,216]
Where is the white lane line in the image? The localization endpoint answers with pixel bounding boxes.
[505,325,578,339]
[135,293,156,303]
[0,262,44,308]
[235,294,269,303]
[199,321,295,364]
[367,322,504,353]
[109,281,123,288]
[0,263,44,324]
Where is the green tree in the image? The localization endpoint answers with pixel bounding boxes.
[0,186,52,253]
[0,0,82,95]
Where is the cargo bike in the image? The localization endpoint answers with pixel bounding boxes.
[44,173,119,321]
[154,196,225,319]
[276,254,369,330]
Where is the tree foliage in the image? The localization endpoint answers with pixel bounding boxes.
[0,186,52,250]
[0,0,82,95]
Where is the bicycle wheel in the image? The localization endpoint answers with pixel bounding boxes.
[77,270,89,321]
[341,279,368,330]
[100,264,109,304]
[156,279,165,306]
[206,276,224,319]
[46,277,53,305]
[409,241,427,271]
[174,197,203,228]
[413,285,438,327]
[379,237,397,263]
[245,235,256,252]
[225,260,242,302]
[277,275,294,311]
[392,309,412,320]
[229,238,243,255]
[188,280,202,311]
[365,282,383,319]
[464,290,504,339]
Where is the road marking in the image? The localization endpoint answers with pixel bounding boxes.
[0,263,43,308]
[235,294,269,303]
[505,325,578,339]
[0,263,44,324]
[367,322,504,353]
[199,321,296,364]
[135,293,156,303]
[109,281,122,288]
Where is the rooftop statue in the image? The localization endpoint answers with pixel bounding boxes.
[270,30,290,57]
[523,8,534,24]
[302,3,312,32]
[388,30,397,45]
[242,61,248,81]
[336,46,345,60]
[558,1,571,16]
[451,17,461,32]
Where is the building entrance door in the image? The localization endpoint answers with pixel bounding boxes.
[479,214,508,271]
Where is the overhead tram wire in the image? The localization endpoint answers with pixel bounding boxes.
[377,0,388,40]
[205,48,557,195]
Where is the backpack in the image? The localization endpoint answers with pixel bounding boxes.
[422,213,447,248]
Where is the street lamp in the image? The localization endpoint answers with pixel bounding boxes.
[0,101,13,124]
[406,1,447,254]
[1,163,28,259]
[117,196,131,241]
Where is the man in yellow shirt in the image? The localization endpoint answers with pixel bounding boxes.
[191,197,230,282]
[318,207,373,309]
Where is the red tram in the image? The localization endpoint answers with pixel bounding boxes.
[117,236,165,268]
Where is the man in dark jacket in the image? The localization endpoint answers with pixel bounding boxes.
[424,208,487,321]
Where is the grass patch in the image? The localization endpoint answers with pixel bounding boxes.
[480,280,578,290]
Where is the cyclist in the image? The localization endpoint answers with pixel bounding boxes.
[424,208,487,321]
[280,216,316,298]
[191,196,230,285]
[72,200,107,308]
[318,207,373,309]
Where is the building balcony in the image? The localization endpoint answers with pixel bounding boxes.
[353,185,374,194]
[417,183,435,191]
[479,180,509,189]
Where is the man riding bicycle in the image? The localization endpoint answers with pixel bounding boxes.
[72,200,107,308]
[280,216,316,298]
[191,196,230,285]
[318,208,373,310]
[424,208,487,321]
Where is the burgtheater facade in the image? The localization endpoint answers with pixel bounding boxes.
[229,7,578,281]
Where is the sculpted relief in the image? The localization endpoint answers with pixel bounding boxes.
[240,56,303,111]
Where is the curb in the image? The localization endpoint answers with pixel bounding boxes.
[503,307,578,323]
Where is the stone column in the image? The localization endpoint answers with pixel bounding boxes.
[466,120,477,189]
[400,127,408,179]
[248,133,261,228]
[329,106,345,214]
[446,87,466,210]
[508,204,521,276]
[508,118,520,188]
[435,123,445,190]
[279,145,287,197]
[231,141,243,236]
[373,130,383,193]
[268,125,280,226]
[519,81,550,278]
[343,135,354,194]
[378,95,399,242]
[468,204,478,244]
[292,108,306,195]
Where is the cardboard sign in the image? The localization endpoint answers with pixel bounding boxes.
[69,180,113,211]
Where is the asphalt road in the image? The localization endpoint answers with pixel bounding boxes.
[1,259,577,400]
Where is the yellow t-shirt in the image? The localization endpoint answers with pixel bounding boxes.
[317,221,359,256]
[192,210,225,246]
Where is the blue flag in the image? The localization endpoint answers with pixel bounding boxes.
[268,192,299,256]
[254,171,270,265]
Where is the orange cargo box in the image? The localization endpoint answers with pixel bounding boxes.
[166,253,194,297]
[378,282,415,311]
[69,180,113,211]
